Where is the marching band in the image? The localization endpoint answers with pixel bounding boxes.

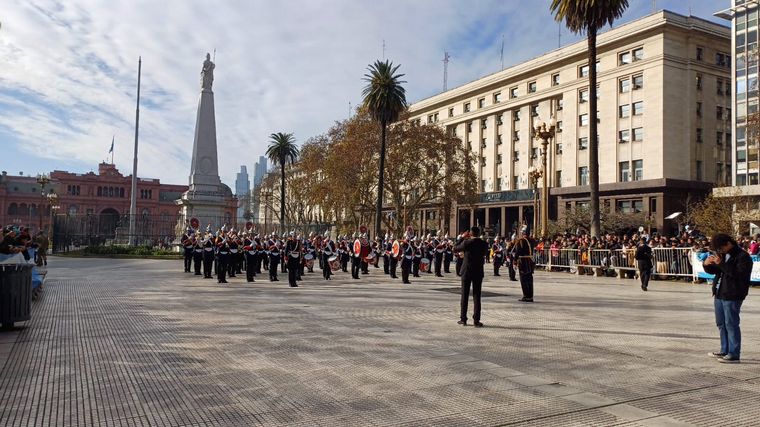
[178,224,535,296]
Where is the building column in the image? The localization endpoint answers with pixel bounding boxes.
[469,208,475,227]
[500,206,506,237]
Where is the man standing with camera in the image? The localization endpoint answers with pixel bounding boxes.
[703,233,752,364]
[454,226,489,328]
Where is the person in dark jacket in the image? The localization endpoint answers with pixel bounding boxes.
[454,227,489,327]
[634,238,653,291]
[703,233,752,364]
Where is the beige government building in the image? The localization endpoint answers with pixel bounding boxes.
[409,10,731,237]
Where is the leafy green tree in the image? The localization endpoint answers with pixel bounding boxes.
[362,60,407,238]
[551,0,629,237]
[266,132,299,231]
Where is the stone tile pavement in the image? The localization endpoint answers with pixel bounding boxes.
[0,257,758,426]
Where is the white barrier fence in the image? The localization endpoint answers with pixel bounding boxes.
[533,247,696,279]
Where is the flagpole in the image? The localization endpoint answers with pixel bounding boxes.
[129,57,141,246]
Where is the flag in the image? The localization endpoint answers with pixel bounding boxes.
[108,136,114,153]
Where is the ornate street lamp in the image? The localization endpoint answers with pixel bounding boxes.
[527,166,543,237]
[47,192,59,253]
[36,174,51,232]
[533,116,556,237]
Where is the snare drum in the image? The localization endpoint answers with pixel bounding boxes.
[304,253,314,261]
[420,258,431,272]
[328,255,340,272]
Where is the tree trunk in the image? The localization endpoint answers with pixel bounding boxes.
[374,120,387,240]
[280,159,286,233]
[587,26,601,238]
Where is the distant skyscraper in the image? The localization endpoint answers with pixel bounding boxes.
[235,166,250,224]
[253,156,268,187]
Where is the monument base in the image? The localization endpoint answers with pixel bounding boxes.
[176,190,229,236]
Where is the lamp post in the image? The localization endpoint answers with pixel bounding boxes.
[47,192,59,253]
[533,117,556,237]
[36,174,51,232]
[527,166,543,237]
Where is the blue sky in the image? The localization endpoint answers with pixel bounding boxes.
[0,0,727,187]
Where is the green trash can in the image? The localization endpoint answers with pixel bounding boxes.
[0,264,33,330]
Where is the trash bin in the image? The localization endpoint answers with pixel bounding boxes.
[0,264,33,330]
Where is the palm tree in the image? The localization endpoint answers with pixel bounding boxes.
[362,60,407,238]
[266,132,299,231]
[551,0,628,237]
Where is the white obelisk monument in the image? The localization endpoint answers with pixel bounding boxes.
[177,53,228,229]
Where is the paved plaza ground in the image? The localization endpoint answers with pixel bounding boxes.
[0,257,758,426]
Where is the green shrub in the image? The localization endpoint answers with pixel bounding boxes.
[82,245,177,256]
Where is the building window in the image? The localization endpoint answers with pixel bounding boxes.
[480,157,486,167]
[512,176,519,190]
[630,102,643,117]
[696,73,703,90]
[497,154,503,164]
[556,120,563,132]
[531,147,539,159]
[633,160,643,181]
[510,87,518,99]
[513,110,521,121]
[427,114,435,124]
[619,129,630,143]
[717,106,723,120]
[97,186,102,196]
[632,74,643,90]
[619,51,632,65]
[495,177,502,190]
[717,163,724,183]
[493,92,501,103]
[579,88,589,103]
[726,108,731,121]
[528,81,537,93]
[579,167,589,186]
[481,120,487,130]
[551,73,560,86]
[697,128,703,143]
[697,46,704,61]
[633,127,643,142]
[696,160,703,181]
[496,115,503,125]
[579,114,589,127]
[467,122,473,133]
[448,107,454,118]
[726,132,732,146]
[619,161,630,182]
[464,102,471,113]
[478,98,485,109]
[579,64,589,78]
[716,52,726,67]
[578,137,588,150]
[530,104,539,117]
[555,170,562,187]
[632,47,644,61]
[497,134,503,145]
[513,150,519,161]
[480,180,486,192]
[619,104,630,118]
[717,78,724,95]
[513,130,520,141]
[619,78,630,93]
[726,81,732,96]
[557,98,564,111]
[555,143,563,155]
[696,102,702,117]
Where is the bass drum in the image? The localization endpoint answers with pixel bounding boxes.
[328,255,340,272]
[364,251,376,263]
[420,258,431,272]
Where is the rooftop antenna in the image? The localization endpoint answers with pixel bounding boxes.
[213,48,216,62]
[558,22,561,48]
[348,101,352,119]
[382,40,386,60]
[500,34,504,70]
[652,0,656,12]
[443,51,450,92]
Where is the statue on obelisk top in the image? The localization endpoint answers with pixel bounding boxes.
[201,52,214,91]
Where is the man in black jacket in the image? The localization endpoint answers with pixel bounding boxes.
[454,226,489,327]
[703,233,752,364]
[634,238,653,291]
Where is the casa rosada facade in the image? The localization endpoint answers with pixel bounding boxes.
[408,11,731,237]
[0,162,237,233]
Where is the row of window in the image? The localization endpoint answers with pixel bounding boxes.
[696,103,732,121]
[695,46,731,68]
[618,160,645,182]
[97,186,126,198]
[696,128,732,145]
[6,203,51,217]
[66,185,81,196]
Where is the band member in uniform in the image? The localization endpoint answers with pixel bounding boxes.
[389,237,399,279]
[268,240,280,281]
[360,234,371,275]
[401,240,413,284]
[202,232,215,279]
[227,236,239,278]
[434,235,445,277]
[492,237,504,276]
[412,238,422,277]
[512,231,535,302]
[216,233,230,284]
[285,233,301,287]
[444,237,453,274]
[181,228,194,272]
[455,235,464,276]
[340,237,350,272]
[192,235,203,275]
[244,237,256,283]
[506,237,518,281]
[382,235,390,275]
[426,236,435,275]
[454,226,489,327]
[322,234,336,280]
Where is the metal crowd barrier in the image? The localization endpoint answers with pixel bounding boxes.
[533,247,696,280]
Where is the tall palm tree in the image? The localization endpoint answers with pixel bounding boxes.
[551,0,629,237]
[362,60,407,238]
[266,132,299,231]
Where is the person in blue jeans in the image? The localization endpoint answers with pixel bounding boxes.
[703,233,752,364]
